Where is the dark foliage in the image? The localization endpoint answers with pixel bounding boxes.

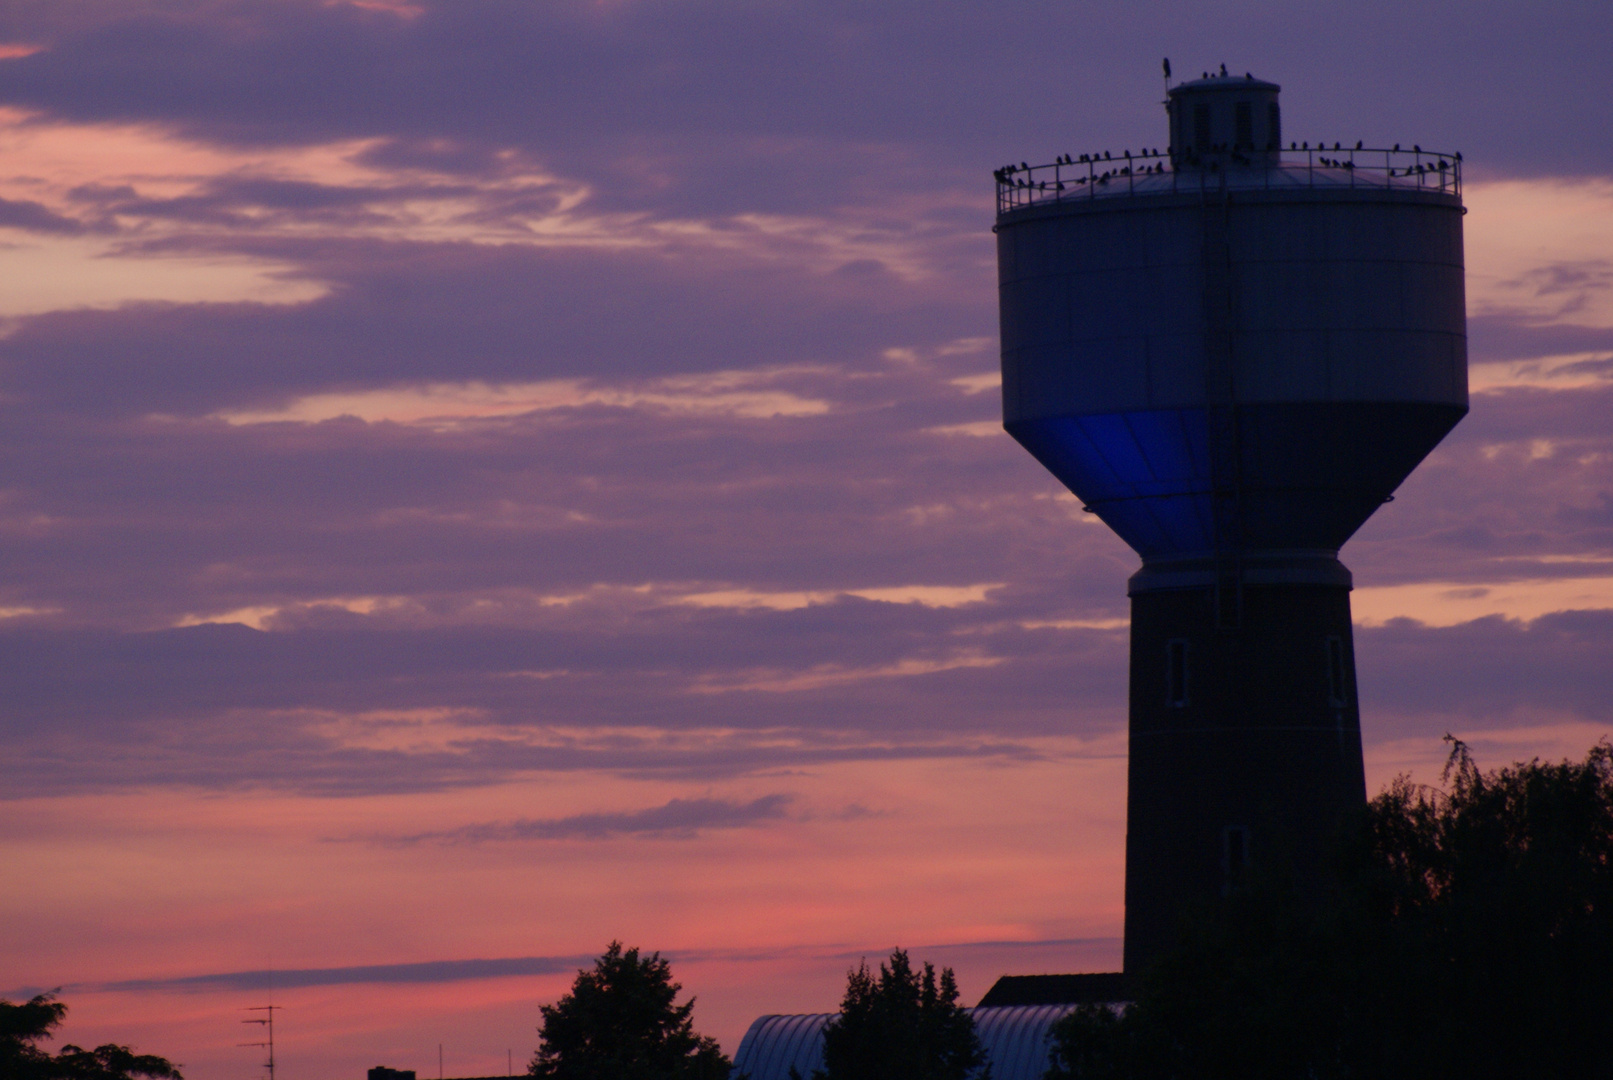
[527,942,730,1080]
[812,948,988,1080]
[0,995,182,1080]
[1045,738,1613,1080]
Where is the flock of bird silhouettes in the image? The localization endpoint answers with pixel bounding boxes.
[994,141,1460,190]
[993,149,1168,189]
[992,61,1461,193]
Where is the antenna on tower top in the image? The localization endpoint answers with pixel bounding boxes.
[1162,56,1172,92]
[240,1005,281,1080]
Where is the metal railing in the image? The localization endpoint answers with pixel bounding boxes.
[994,145,1461,214]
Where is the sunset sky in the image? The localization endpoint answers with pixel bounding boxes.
[2,1,1611,1076]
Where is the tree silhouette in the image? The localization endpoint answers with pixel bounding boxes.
[528,942,730,1080]
[1045,738,1613,1080]
[1,994,182,1080]
[812,949,988,1080]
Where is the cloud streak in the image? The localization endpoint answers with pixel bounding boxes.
[8,935,1131,1000]
[368,794,795,845]
[96,955,597,994]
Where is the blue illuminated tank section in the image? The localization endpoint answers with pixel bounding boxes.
[1008,402,1462,558]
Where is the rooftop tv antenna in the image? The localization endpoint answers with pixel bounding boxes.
[240,1005,280,1080]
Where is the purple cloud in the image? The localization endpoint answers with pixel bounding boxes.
[87,954,597,994]
[370,794,796,844]
[0,195,89,233]
[2,1,1609,185]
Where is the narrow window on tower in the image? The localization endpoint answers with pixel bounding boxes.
[1267,102,1281,149]
[1166,639,1189,708]
[1234,102,1253,149]
[1326,635,1349,707]
[1222,826,1250,895]
[1193,104,1211,153]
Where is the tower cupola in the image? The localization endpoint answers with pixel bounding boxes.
[1167,69,1281,170]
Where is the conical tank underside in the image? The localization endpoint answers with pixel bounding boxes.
[1009,401,1461,558]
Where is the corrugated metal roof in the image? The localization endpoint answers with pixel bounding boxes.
[972,1005,1078,1078]
[731,1005,1078,1080]
[731,1013,832,1080]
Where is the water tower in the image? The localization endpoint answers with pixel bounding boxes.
[993,71,1466,976]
